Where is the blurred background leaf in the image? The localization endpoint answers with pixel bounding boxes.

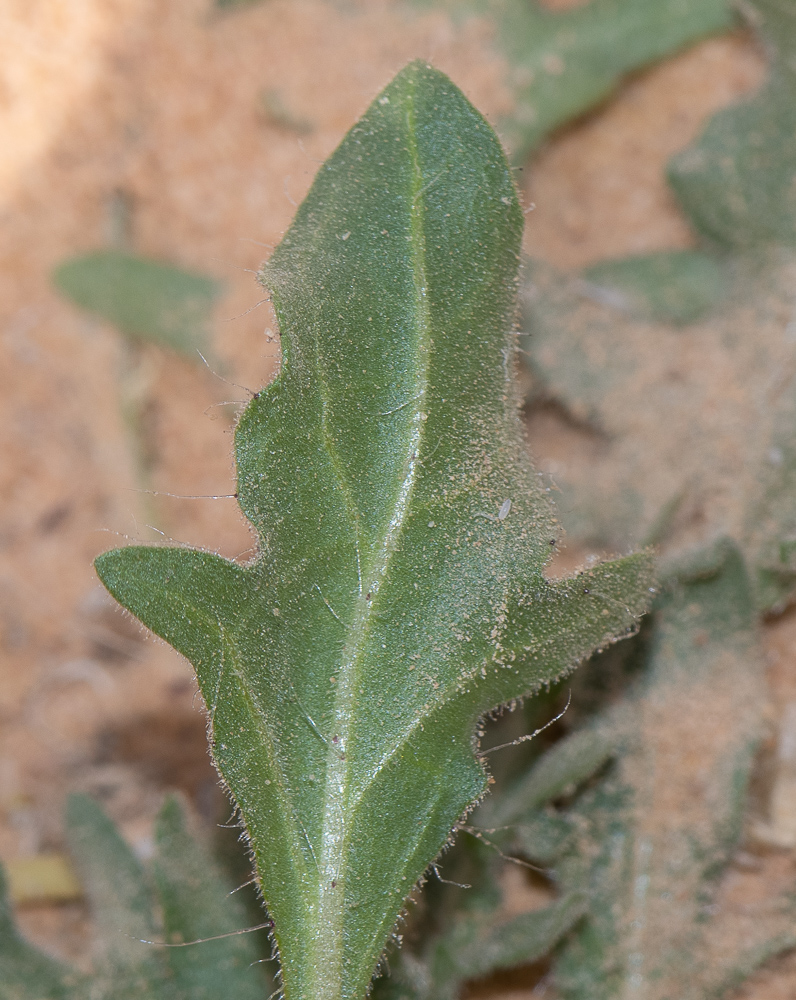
[53,251,220,357]
[411,0,733,159]
[0,795,273,1000]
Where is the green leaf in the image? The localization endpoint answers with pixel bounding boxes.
[518,0,796,607]
[521,247,796,612]
[411,0,732,159]
[373,801,584,1000]
[504,2,796,990]
[501,0,733,159]
[0,862,83,1000]
[669,0,796,248]
[95,62,652,1000]
[514,810,575,866]
[428,891,588,1000]
[487,725,617,828]
[152,795,274,1000]
[65,795,175,999]
[582,250,729,325]
[53,250,219,355]
[549,542,796,998]
[1,794,277,1000]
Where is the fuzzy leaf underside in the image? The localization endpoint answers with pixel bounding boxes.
[503,2,796,991]
[96,63,652,1000]
[521,253,796,558]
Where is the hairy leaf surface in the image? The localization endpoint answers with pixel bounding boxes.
[96,63,652,1000]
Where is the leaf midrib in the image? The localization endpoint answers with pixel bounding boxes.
[312,78,433,998]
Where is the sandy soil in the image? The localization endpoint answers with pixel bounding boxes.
[1,1,794,996]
